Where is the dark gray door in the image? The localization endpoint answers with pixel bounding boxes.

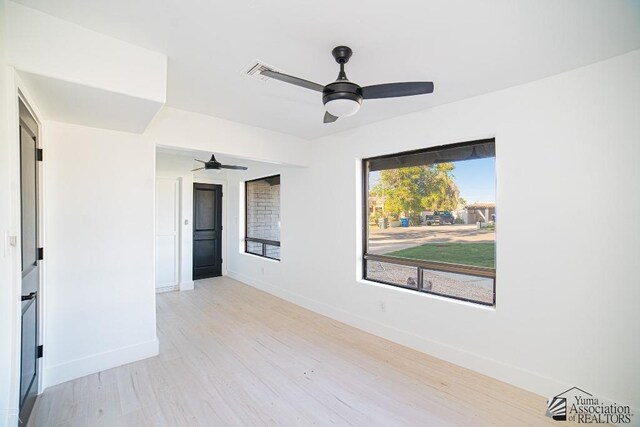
[193,183,223,279]
[19,100,40,425]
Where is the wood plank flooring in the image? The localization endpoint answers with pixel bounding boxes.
[29,277,561,426]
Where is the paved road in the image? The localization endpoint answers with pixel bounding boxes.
[368,223,495,254]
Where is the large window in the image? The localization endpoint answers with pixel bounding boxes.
[245,175,281,260]
[363,139,496,305]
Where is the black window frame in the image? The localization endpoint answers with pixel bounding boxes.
[362,138,496,306]
[244,174,281,261]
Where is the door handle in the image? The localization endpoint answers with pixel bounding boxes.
[21,292,37,301]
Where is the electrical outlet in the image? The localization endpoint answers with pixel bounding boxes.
[261,267,265,275]
[379,301,386,313]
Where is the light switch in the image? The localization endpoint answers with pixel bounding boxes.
[4,232,16,258]
[184,219,189,225]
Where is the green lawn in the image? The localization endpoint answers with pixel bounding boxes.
[387,242,495,268]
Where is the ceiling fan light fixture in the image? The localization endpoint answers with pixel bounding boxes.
[322,79,363,118]
[325,98,361,117]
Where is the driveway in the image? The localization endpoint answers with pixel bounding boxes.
[368,223,495,254]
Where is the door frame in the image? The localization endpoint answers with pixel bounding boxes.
[17,100,41,423]
[192,177,228,278]
[18,88,46,399]
[8,74,47,423]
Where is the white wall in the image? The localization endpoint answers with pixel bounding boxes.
[225,50,640,410]
[43,122,158,387]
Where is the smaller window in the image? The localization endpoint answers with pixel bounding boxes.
[245,175,281,260]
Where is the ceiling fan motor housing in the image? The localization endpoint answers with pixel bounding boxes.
[205,155,222,169]
[322,81,363,107]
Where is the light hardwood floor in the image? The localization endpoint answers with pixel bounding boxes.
[29,277,561,426]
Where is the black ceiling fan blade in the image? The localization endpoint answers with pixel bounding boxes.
[361,82,434,99]
[219,165,248,170]
[194,159,207,164]
[261,69,325,93]
[191,167,205,172]
[323,111,338,123]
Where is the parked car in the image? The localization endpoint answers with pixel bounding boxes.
[425,210,455,226]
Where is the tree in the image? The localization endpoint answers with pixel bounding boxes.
[422,163,460,211]
[372,163,460,220]
[373,166,426,219]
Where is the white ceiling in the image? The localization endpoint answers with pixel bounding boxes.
[13,0,640,140]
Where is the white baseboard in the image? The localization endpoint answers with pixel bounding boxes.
[43,338,159,388]
[155,284,178,293]
[226,270,566,400]
[179,280,194,291]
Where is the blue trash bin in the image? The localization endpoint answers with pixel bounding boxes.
[400,218,409,227]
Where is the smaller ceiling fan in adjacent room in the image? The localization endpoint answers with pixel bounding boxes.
[191,154,248,172]
[259,45,434,123]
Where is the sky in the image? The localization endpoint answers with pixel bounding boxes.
[452,157,496,203]
[369,157,496,204]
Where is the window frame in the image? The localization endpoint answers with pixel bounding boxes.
[362,138,496,306]
[244,174,281,261]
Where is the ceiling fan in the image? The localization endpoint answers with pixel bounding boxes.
[191,154,248,172]
[260,46,434,123]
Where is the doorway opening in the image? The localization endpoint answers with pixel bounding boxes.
[155,149,233,291]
